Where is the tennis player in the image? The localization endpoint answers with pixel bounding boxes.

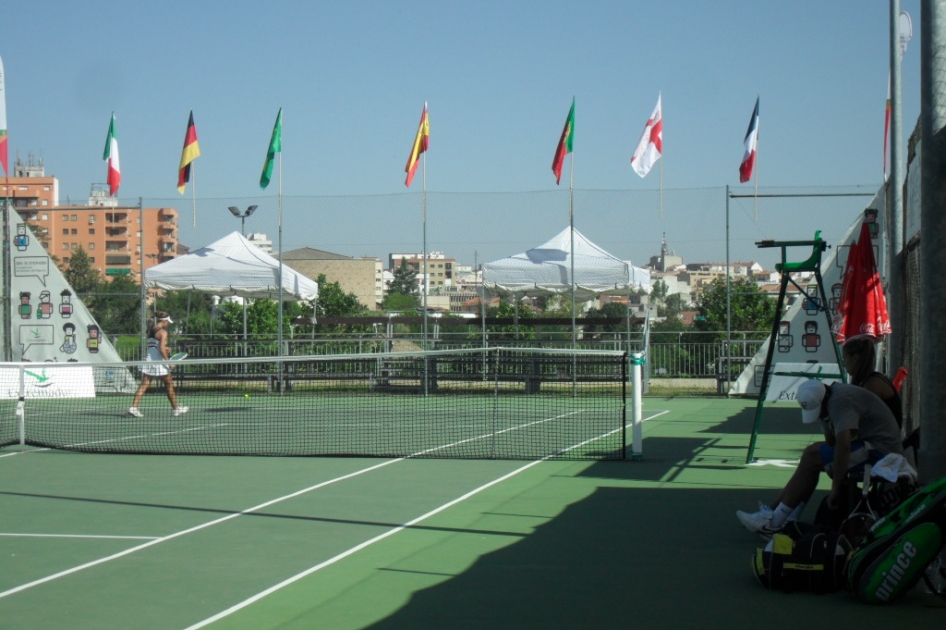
[129,311,188,417]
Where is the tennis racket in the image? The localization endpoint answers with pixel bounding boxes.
[841,463,876,543]
[169,352,188,361]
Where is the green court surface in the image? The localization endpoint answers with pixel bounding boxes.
[1,397,942,629]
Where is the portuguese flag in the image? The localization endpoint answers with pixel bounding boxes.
[552,98,574,185]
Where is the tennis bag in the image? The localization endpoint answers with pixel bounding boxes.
[845,474,946,604]
[752,529,852,594]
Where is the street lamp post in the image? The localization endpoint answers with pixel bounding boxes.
[228,205,258,237]
[227,206,258,356]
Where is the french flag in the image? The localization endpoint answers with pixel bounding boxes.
[739,97,759,183]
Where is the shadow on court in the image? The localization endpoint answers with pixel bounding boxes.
[362,404,944,630]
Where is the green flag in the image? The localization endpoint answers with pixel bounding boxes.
[260,107,283,189]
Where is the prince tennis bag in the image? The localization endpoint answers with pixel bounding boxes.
[752,530,852,594]
[846,474,946,604]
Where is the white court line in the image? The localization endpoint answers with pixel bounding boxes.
[182,459,546,630]
[0,408,590,600]
[181,417,640,630]
[0,457,404,601]
[0,423,231,458]
[0,533,159,540]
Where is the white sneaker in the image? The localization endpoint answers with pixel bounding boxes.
[173,406,189,417]
[736,505,782,538]
[128,407,143,418]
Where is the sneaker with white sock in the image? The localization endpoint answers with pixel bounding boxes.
[736,504,782,538]
[128,407,143,418]
[172,406,189,416]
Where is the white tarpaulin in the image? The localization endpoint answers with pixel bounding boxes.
[483,227,651,298]
[144,232,319,302]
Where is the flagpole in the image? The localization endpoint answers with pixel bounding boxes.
[754,149,759,220]
[191,165,197,227]
[754,97,760,220]
[659,157,664,218]
[569,141,576,353]
[277,125,284,364]
[422,152,428,353]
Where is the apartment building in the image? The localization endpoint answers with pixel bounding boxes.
[389,252,455,293]
[1,157,180,279]
[281,247,383,310]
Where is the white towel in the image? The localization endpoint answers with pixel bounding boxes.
[871,452,918,483]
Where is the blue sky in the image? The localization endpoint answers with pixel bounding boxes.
[1,1,920,268]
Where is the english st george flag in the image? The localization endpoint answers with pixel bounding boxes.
[630,94,662,178]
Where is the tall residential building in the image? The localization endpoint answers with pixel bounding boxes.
[389,252,455,294]
[1,157,180,279]
[281,247,383,310]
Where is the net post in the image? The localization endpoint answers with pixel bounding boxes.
[17,364,25,445]
[630,352,644,460]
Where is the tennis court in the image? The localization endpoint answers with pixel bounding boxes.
[2,396,942,629]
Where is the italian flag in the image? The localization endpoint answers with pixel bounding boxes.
[103,113,121,196]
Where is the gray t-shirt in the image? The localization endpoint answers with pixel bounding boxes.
[825,383,903,456]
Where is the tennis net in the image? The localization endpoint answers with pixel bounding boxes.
[0,347,628,460]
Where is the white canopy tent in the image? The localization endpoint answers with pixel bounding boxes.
[144,231,319,302]
[483,227,651,298]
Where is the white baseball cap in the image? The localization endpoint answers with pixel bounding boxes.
[158,315,173,324]
[797,380,826,424]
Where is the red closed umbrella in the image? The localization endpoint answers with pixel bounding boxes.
[833,222,891,343]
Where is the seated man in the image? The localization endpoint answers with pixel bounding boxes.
[736,379,903,537]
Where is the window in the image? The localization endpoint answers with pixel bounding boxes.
[62,243,69,250]
[71,215,78,221]
[63,215,69,222]
[90,257,95,263]
[71,229,77,235]
[41,242,48,249]
[41,200,48,206]
[89,228,95,235]
[71,243,77,250]
[62,229,69,235]
[89,215,96,224]
[43,186,50,191]
[88,243,95,250]
[41,214,48,220]
[63,257,70,263]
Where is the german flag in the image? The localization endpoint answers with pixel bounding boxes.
[177,111,200,194]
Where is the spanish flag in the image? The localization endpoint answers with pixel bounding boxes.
[177,111,200,194]
[404,102,429,187]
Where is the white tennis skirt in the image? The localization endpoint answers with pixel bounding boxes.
[140,346,170,377]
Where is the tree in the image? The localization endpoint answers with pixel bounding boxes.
[388,260,418,298]
[93,274,141,335]
[382,293,417,312]
[312,275,365,318]
[155,290,216,336]
[303,274,369,335]
[695,277,774,339]
[64,247,101,295]
[663,293,688,320]
[584,302,633,337]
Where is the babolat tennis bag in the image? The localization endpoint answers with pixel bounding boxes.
[846,474,946,604]
[752,529,853,593]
